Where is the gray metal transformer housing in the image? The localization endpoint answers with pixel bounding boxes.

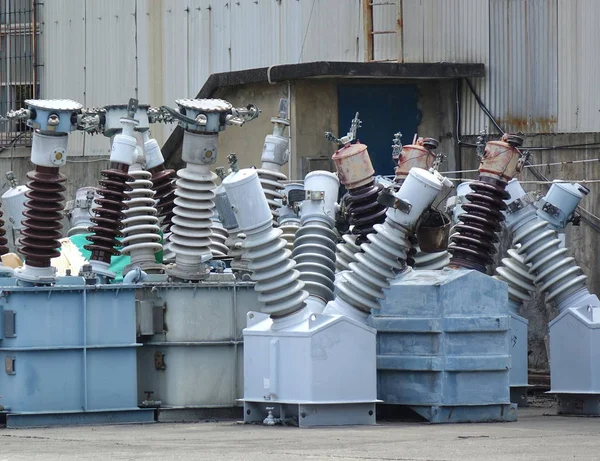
[373,269,517,423]
[0,277,153,428]
[136,279,260,409]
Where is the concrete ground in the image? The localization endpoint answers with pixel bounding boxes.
[1,407,600,461]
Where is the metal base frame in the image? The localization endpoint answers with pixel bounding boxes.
[1,409,155,429]
[243,401,376,427]
[510,386,529,407]
[154,406,243,422]
[556,394,600,416]
[380,404,517,424]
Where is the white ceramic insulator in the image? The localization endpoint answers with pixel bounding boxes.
[292,221,337,303]
[333,168,445,314]
[169,162,217,272]
[209,214,229,257]
[513,217,588,308]
[493,248,536,311]
[413,247,451,270]
[256,168,287,222]
[336,233,360,272]
[244,224,309,317]
[226,230,245,259]
[121,167,162,267]
[280,218,300,252]
[292,171,340,303]
[223,168,308,317]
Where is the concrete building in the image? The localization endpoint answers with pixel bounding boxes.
[2,0,600,373]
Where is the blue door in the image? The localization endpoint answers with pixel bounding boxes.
[337,84,421,177]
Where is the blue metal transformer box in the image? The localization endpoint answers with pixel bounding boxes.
[373,269,517,423]
[0,277,153,427]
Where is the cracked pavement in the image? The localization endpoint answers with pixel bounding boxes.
[1,408,600,460]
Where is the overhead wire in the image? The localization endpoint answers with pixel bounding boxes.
[462,78,600,233]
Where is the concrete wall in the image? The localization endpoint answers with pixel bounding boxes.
[168,78,459,180]
[459,133,600,372]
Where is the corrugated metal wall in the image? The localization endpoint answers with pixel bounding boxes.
[34,0,600,153]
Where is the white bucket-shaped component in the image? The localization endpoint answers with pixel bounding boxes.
[301,171,339,224]
[2,184,29,231]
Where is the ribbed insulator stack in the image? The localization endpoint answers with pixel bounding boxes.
[85,164,133,266]
[278,183,303,252]
[120,158,163,272]
[0,209,9,256]
[257,168,287,224]
[336,233,360,272]
[448,135,524,273]
[448,179,508,272]
[280,219,300,252]
[328,168,447,316]
[515,218,587,307]
[85,104,140,277]
[257,98,291,225]
[345,179,387,245]
[209,211,229,257]
[504,180,589,310]
[223,168,308,319]
[493,248,535,312]
[143,130,176,262]
[169,160,217,275]
[20,166,67,267]
[7,100,83,282]
[149,166,176,233]
[292,171,339,304]
[412,246,451,270]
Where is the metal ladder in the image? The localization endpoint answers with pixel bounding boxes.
[362,0,402,62]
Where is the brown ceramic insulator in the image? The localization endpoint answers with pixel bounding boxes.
[84,162,133,264]
[448,177,509,273]
[0,210,8,256]
[148,165,176,233]
[346,179,387,245]
[18,166,67,267]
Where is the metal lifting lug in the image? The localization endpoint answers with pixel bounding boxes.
[377,188,412,214]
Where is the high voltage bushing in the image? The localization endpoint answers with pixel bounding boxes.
[504,179,592,309]
[7,99,83,283]
[391,134,450,270]
[223,168,309,319]
[494,247,535,312]
[335,233,361,272]
[502,179,598,413]
[256,99,290,225]
[209,210,229,257]
[84,100,142,279]
[278,183,303,253]
[228,170,377,427]
[325,168,451,320]
[292,171,340,306]
[120,150,163,274]
[159,98,259,280]
[143,130,177,262]
[448,133,525,273]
